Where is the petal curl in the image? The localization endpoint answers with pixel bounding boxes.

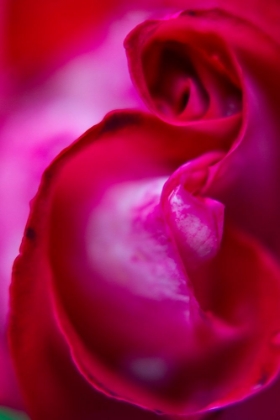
[125,7,280,263]
[125,9,243,126]
[9,111,280,417]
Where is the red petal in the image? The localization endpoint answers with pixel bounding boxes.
[9,110,280,417]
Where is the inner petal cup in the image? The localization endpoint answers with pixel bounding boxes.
[125,10,243,126]
[9,111,280,417]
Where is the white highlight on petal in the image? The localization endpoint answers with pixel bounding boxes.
[86,178,190,303]
[169,187,214,258]
[129,357,168,382]
[168,185,223,261]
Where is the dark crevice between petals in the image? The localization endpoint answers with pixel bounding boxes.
[143,41,209,120]
[142,40,242,124]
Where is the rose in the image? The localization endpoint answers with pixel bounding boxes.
[6,3,280,420]
[0,0,280,420]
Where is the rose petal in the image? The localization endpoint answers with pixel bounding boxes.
[204,9,280,258]
[125,10,243,125]
[9,110,280,417]
[126,7,280,266]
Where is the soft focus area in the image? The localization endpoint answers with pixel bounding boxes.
[0,3,151,412]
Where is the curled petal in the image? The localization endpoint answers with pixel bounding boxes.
[9,111,280,417]
[125,7,280,262]
[125,9,243,126]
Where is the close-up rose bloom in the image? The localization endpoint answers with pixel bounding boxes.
[1,1,280,419]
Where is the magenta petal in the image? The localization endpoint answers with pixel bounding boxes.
[9,110,280,418]
[9,247,170,420]
[125,5,280,266]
